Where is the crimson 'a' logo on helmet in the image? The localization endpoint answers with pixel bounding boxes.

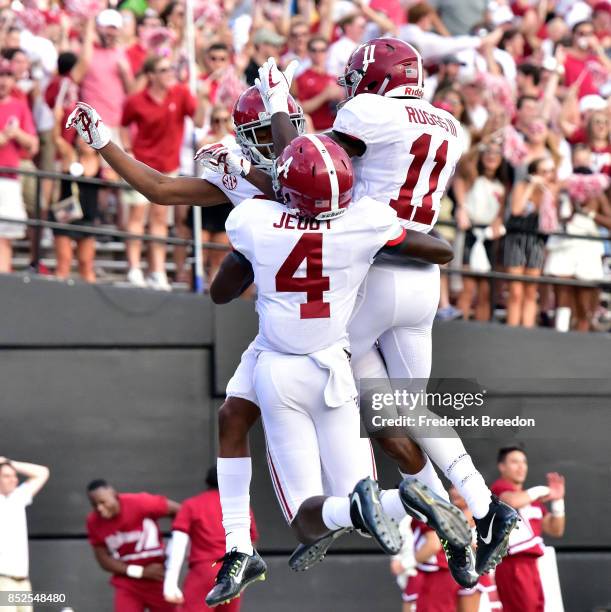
[338,38,423,103]
[274,135,353,221]
[232,86,305,171]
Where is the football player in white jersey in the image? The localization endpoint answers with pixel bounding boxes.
[207,133,457,602]
[249,39,519,584]
[65,89,309,602]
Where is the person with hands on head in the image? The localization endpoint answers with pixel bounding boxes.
[0,456,49,606]
[86,479,180,612]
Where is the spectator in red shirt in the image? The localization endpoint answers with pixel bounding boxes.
[120,55,205,290]
[126,9,163,79]
[563,20,611,99]
[294,37,344,131]
[491,447,566,612]
[199,43,231,106]
[86,478,181,612]
[163,467,258,611]
[45,52,79,147]
[593,1,611,47]
[0,58,38,273]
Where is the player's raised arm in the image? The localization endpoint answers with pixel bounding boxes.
[255,58,300,156]
[66,103,230,207]
[195,142,275,200]
[377,229,453,265]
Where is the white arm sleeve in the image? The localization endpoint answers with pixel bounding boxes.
[402,28,481,62]
[165,530,190,585]
[225,201,254,257]
[333,95,386,147]
[422,33,481,62]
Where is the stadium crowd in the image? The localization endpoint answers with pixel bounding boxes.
[0,0,609,330]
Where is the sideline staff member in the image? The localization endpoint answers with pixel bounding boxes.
[0,457,50,612]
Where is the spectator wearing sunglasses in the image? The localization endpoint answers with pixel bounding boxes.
[120,56,206,290]
[293,37,344,131]
[281,18,311,76]
[200,43,231,106]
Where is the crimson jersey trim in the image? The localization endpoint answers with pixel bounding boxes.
[385,228,406,247]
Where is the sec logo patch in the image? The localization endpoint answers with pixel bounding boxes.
[222,175,238,190]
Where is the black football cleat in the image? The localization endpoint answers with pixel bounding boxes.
[205,548,267,607]
[349,477,402,554]
[288,527,352,572]
[474,496,519,574]
[441,539,479,589]
[399,479,471,549]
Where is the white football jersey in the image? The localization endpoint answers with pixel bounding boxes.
[226,196,404,355]
[201,143,262,206]
[333,93,465,233]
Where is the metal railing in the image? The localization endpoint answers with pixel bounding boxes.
[0,166,229,289]
[1,165,610,297]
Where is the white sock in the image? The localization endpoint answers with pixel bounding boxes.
[217,457,254,555]
[379,489,407,521]
[322,496,353,530]
[418,438,491,519]
[401,455,450,503]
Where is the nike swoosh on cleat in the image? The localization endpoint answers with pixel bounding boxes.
[233,561,247,584]
[481,514,496,545]
[351,492,364,523]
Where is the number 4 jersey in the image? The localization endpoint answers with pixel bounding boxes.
[226,196,405,355]
[333,93,465,233]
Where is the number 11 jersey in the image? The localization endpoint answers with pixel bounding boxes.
[333,93,465,233]
[225,196,405,355]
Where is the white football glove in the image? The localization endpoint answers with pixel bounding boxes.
[163,581,184,605]
[194,142,251,177]
[255,57,299,116]
[65,102,111,150]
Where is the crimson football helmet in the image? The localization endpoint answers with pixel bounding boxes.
[338,37,424,102]
[233,86,305,170]
[274,135,353,220]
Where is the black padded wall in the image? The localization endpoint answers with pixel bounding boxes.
[0,277,609,611]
